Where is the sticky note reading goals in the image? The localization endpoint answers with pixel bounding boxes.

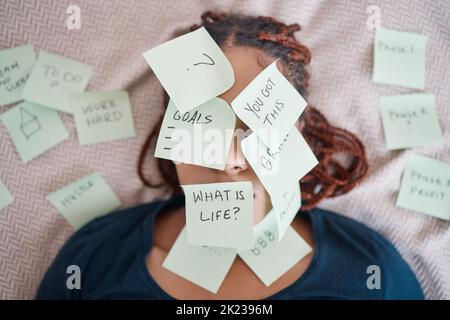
[21,51,92,113]
[142,27,234,113]
[182,181,253,249]
[155,98,235,170]
[231,60,307,150]
[396,154,450,220]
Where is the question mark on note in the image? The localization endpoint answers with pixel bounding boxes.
[186,53,215,71]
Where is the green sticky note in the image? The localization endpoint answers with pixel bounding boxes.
[373,28,427,89]
[396,154,450,220]
[47,173,122,230]
[71,90,136,145]
[0,101,69,162]
[20,50,92,113]
[380,94,443,150]
[0,44,36,105]
[0,178,14,211]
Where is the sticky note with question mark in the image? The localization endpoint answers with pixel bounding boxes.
[142,27,234,113]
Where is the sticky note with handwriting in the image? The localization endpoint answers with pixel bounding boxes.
[373,28,427,89]
[0,101,69,162]
[142,27,234,113]
[0,44,36,105]
[396,154,450,220]
[21,50,92,113]
[47,173,122,230]
[163,227,237,294]
[182,181,253,249]
[0,178,14,211]
[380,94,443,150]
[272,184,302,241]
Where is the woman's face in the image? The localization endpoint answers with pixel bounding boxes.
[175,46,276,224]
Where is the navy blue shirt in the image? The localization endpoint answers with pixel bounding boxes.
[36,193,424,300]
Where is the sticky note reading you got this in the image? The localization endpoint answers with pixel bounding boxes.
[396,154,450,220]
[182,182,253,249]
[380,94,443,150]
[21,51,92,113]
[143,27,234,113]
[0,178,14,211]
[373,28,427,89]
[0,44,36,105]
[47,173,121,230]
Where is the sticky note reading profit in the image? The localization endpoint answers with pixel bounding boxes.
[71,90,136,145]
[231,60,307,150]
[143,27,234,113]
[396,154,450,220]
[373,28,427,89]
[182,181,253,249]
[163,227,237,294]
[47,173,121,230]
[155,98,236,170]
[0,44,36,105]
[0,178,14,211]
[0,101,69,162]
[21,51,92,113]
[380,94,443,150]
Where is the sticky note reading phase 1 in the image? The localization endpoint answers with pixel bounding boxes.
[0,44,36,106]
[0,178,14,211]
[142,27,234,113]
[21,50,92,113]
[182,181,253,249]
[396,154,450,220]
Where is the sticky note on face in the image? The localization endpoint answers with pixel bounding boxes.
[380,94,443,150]
[71,90,136,145]
[0,44,36,105]
[0,178,14,211]
[163,227,237,294]
[241,126,317,202]
[231,60,307,150]
[155,98,236,170]
[21,51,92,113]
[182,181,253,249]
[142,27,234,113]
[396,154,450,220]
[47,173,121,230]
[373,28,427,89]
[0,101,69,162]
[271,184,302,241]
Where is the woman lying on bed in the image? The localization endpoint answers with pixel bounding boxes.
[36,12,423,300]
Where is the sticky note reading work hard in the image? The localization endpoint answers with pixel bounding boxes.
[143,27,234,113]
[0,178,14,211]
[182,181,253,249]
[396,154,450,220]
[380,94,443,150]
[0,44,36,105]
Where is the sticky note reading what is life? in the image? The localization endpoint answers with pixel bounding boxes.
[0,101,69,162]
[163,227,237,294]
[373,28,427,89]
[182,181,253,249]
[0,44,36,105]
[0,178,14,211]
[231,60,307,150]
[396,154,450,220]
[47,173,121,230]
[155,98,236,170]
[21,50,92,113]
[380,94,443,150]
[143,27,234,113]
[71,90,136,145]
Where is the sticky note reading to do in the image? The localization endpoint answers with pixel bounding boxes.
[155,98,236,170]
[182,181,253,249]
[373,28,427,89]
[71,90,136,145]
[47,173,122,230]
[0,44,36,105]
[380,94,443,150]
[231,60,307,150]
[143,27,234,113]
[21,50,92,113]
[396,154,450,220]
[0,178,14,211]
[0,101,69,162]
[163,227,237,294]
